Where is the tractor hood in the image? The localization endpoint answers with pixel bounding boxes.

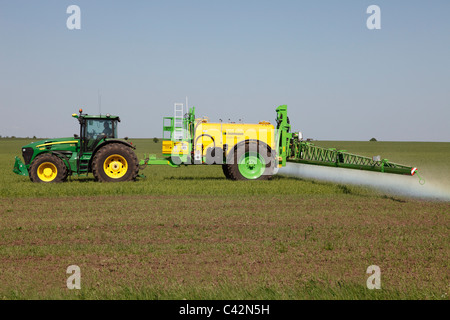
[21,137,79,150]
[19,137,80,166]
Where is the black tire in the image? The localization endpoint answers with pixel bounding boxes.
[226,141,275,181]
[92,143,139,182]
[222,164,232,180]
[29,153,68,183]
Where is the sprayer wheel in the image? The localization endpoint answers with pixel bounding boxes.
[222,164,232,180]
[226,141,274,181]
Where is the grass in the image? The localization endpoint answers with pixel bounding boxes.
[0,138,449,300]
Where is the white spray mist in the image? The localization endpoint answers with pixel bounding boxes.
[278,163,450,201]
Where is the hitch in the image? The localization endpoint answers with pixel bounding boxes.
[13,156,29,176]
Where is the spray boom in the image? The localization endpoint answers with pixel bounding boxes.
[275,106,422,184]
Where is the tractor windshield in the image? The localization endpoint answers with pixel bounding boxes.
[84,119,118,151]
[86,119,117,139]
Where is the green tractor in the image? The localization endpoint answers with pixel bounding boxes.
[13,109,139,183]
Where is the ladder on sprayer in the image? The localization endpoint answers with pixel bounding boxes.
[173,103,185,141]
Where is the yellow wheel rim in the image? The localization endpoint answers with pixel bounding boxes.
[103,154,128,179]
[37,162,58,182]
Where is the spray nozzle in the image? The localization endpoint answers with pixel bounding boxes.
[414,170,425,185]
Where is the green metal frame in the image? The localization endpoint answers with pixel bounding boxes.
[140,106,196,169]
[275,105,292,167]
[274,106,419,178]
[288,142,414,175]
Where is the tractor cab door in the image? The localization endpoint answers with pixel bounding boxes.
[82,119,118,152]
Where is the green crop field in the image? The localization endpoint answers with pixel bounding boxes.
[0,138,448,300]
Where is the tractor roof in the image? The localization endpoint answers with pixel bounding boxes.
[72,113,120,121]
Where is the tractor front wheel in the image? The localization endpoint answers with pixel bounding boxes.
[29,153,68,183]
[92,143,139,182]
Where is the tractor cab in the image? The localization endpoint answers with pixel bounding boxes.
[72,110,120,152]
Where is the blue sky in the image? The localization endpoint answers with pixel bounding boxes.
[0,0,449,141]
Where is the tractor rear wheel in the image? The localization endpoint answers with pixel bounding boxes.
[29,153,68,183]
[226,141,275,181]
[92,143,139,182]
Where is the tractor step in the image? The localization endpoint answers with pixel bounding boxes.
[78,159,89,173]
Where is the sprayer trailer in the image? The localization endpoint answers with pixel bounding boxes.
[139,104,421,182]
[13,104,422,183]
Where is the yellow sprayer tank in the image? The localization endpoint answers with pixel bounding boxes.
[193,119,275,161]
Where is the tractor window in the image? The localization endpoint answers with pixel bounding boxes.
[86,120,117,139]
[84,119,117,151]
